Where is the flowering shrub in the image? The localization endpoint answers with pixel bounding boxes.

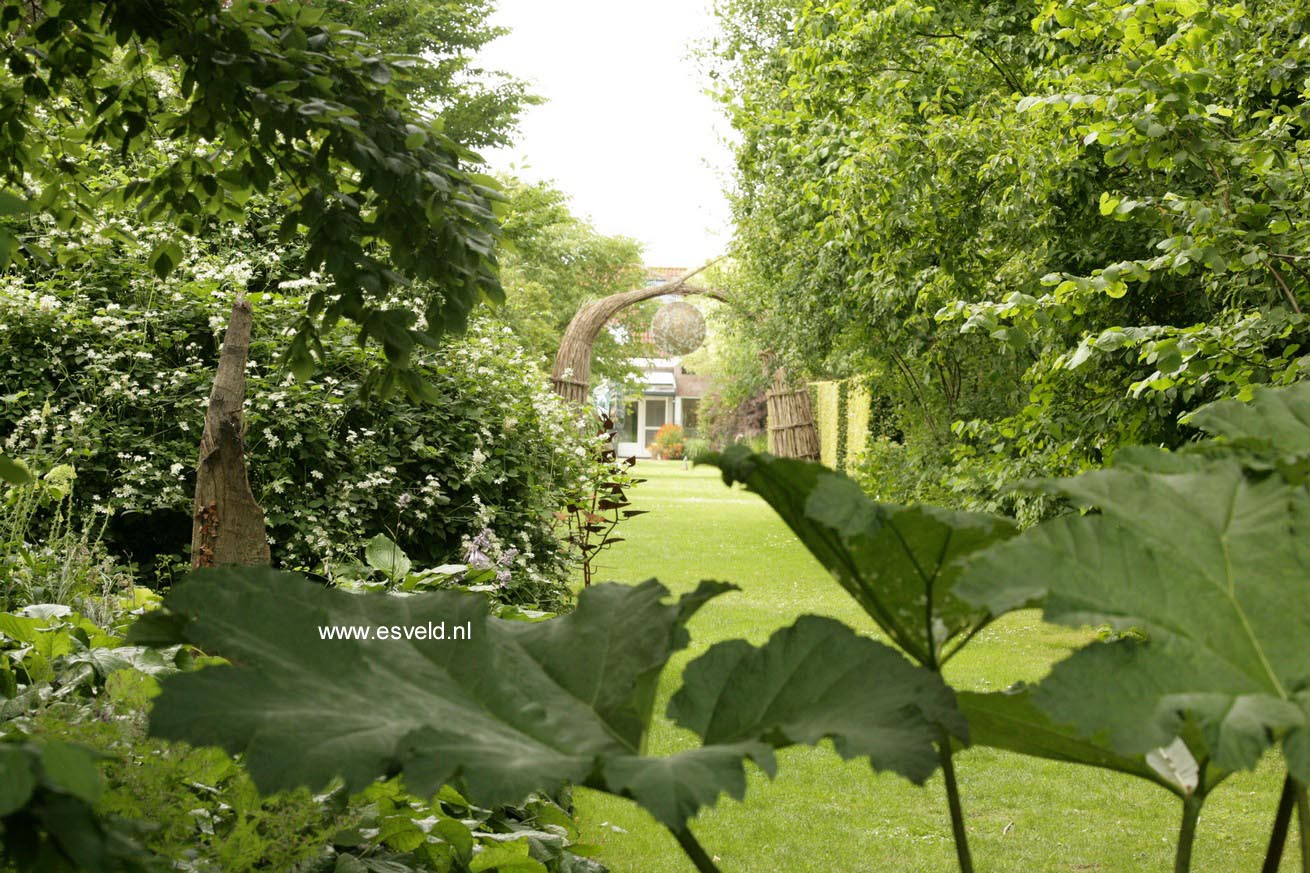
[0,272,592,606]
[648,423,685,460]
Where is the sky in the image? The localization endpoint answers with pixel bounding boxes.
[478,0,734,268]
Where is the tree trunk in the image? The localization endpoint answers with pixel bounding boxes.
[191,298,271,568]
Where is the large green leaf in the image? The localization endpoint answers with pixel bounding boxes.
[364,534,412,582]
[958,459,1310,780]
[139,568,775,827]
[956,688,1226,797]
[0,745,37,817]
[1185,382,1310,483]
[670,615,967,784]
[710,447,1016,666]
[1188,382,1310,459]
[0,454,33,485]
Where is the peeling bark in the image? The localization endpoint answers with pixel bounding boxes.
[191,298,271,568]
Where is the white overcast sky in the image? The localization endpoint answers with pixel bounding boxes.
[478,0,733,268]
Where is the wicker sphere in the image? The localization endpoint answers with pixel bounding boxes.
[651,300,706,356]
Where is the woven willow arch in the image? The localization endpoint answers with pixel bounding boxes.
[550,266,819,460]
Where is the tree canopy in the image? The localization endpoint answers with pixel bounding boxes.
[709,0,1310,516]
[1,0,509,397]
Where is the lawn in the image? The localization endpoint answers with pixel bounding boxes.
[573,461,1293,872]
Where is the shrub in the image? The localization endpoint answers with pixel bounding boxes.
[0,275,591,605]
[648,423,685,460]
[0,455,132,617]
[698,389,767,450]
[850,436,960,509]
[683,437,712,462]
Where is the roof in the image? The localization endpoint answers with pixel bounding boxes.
[675,372,710,398]
[643,371,677,396]
[645,266,688,284]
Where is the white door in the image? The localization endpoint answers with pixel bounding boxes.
[617,400,640,457]
[642,398,669,453]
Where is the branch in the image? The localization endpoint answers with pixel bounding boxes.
[1265,260,1304,314]
[914,30,1027,95]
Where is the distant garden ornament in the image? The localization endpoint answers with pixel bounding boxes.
[550,263,820,460]
[651,300,706,356]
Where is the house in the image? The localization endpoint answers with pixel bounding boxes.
[613,358,708,457]
[604,267,712,458]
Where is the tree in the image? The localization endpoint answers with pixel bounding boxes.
[494,177,651,388]
[322,0,538,150]
[1,0,511,563]
[708,0,1310,516]
[2,0,503,373]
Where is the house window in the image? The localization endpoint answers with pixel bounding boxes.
[681,398,699,436]
[618,401,638,443]
[643,398,668,448]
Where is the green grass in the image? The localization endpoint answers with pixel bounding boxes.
[572,461,1294,872]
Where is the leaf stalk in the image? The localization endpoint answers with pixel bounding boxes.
[1175,793,1202,873]
[1297,780,1310,873]
[1261,775,1294,873]
[670,825,723,873]
[938,739,974,873]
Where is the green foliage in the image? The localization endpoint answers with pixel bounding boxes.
[0,459,132,616]
[135,571,756,825]
[112,384,1310,871]
[1,596,599,873]
[851,437,958,508]
[0,277,590,600]
[0,454,30,485]
[554,417,646,589]
[0,0,505,377]
[712,447,1015,668]
[708,0,1310,510]
[493,178,648,385]
[365,533,414,585]
[681,438,712,463]
[681,289,770,451]
[670,615,965,783]
[320,0,537,150]
[959,382,1310,794]
[812,377,875,473]
[952,688,1214,797]
[134,565,965,867]
[0,738,165,873]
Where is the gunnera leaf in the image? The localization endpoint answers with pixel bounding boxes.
[955,687,1225,797]
[710,447,1016,667]
[1184,382,1310,483]
[958,458,1310,780]
[140,568,775,828]
[669,615,967,783]
[1188,381,1310,460]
